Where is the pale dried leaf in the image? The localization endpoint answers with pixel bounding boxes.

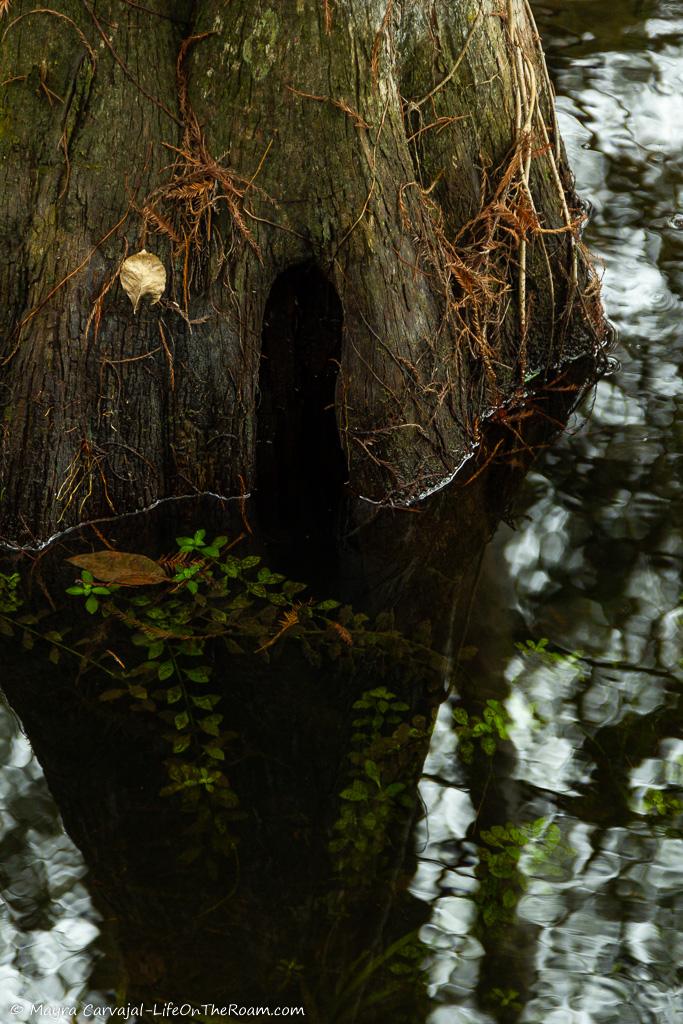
[119,250,166,313]
[67,551,168,586]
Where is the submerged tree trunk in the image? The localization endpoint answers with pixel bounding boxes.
[0,0,604,548]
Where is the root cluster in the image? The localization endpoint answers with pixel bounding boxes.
[397,0,603,443]
[141,34,264,309]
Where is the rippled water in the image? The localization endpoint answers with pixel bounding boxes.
[417,2,683,1021]
[2,1,682,1020]
[0,711,106,1014]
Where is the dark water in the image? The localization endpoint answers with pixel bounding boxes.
[1,0,682,1020]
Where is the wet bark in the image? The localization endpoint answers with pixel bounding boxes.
[0,0,604,548]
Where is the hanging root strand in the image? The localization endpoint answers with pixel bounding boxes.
[141,31,270,305]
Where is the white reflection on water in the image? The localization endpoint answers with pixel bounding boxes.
[418,1,683,1020]
[0,707,105,1020]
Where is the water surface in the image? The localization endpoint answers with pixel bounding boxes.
[417,1,683,1020]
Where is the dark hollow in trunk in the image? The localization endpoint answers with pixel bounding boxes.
[255,263,346,583]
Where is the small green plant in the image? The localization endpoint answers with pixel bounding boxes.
[515,637,586,676]
[475,817,574,932]
[452,698,511,762]
[486,987,523,1012]
[66,569,118,614]
[274,957,306,989]
[641,788,682,819]
[330,687,429,877]
[0,577,96,666]
[325,930,429,1024]
[175,528,225,557]
[0,570,22,615]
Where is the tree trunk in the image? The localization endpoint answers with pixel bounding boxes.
[0,0,604,548]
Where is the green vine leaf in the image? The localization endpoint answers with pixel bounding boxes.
[158,660,175,681]
[199,714,223,737]
[365,760,381,788]
[184,666,211,683]
[340,780,369,802]
[191,694,221,710]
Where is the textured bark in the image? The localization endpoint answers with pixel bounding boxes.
[0,0,604,547]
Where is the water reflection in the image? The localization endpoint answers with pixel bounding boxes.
[417,1,683,1021]
[0,704,112,1020]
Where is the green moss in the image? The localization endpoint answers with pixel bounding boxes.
[0,106,19,146]
[242,9,279,81]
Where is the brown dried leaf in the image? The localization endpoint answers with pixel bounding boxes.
[0,1,11,18]
[67,551,168,586]
[119,249,166,313]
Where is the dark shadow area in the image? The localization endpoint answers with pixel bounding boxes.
[256,263,347,587]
